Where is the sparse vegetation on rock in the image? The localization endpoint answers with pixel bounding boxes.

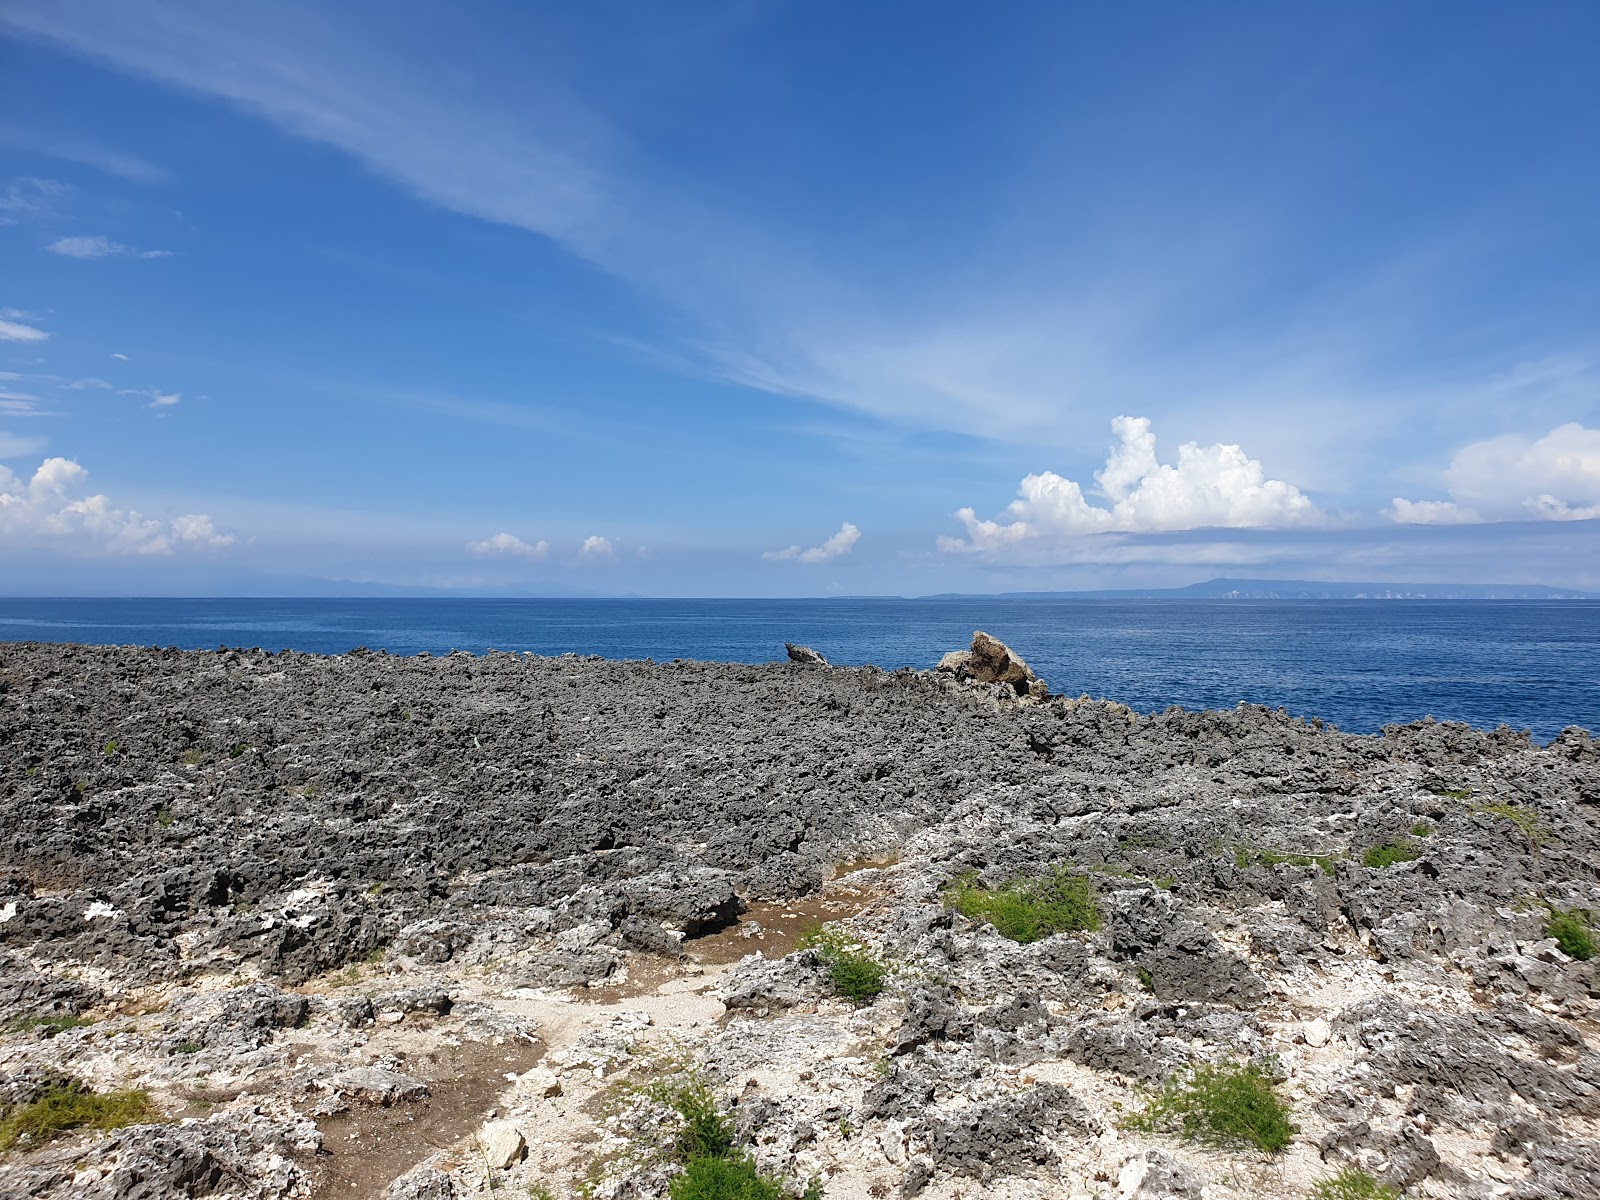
[1126,1061,1296,1154]
[945,865,1100,943]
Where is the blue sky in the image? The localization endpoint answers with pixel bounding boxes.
[2,0,1598,595]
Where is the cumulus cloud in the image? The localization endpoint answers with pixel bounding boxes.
[0,456,232,555]
[46,234,171,260]
[579,535,616,561]
[764,521,861,563]
[467,531,549,558]
[0,317,49,343]
[1390,423,1600,524]
[941,416,1320,553]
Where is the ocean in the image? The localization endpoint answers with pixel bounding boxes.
[1,597,1595,741]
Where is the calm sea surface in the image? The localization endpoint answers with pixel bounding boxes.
[1,598,1595,740]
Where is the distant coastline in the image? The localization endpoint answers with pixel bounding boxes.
[918,577,1600,601]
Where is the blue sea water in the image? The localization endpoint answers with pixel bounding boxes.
[0,597,1596,741]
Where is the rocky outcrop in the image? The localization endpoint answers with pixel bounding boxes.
[936,630,1049,701]
[0,641,1597,1200]
[784,643,830,666]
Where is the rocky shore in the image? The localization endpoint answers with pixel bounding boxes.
[1,636,1597,1200]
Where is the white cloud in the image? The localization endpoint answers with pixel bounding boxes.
[0,456,232,555]
[764,521,861,563]
[0,317,49,343]
[115,386,181,409]
[467,531,549,558]
[941,416,1320,553]
[0,176,66,224]
[1386,498,1479,525]
[1391,423,1600,524]
[46,234,171,260]
[579,535,616,561]
[169,513,234,547]
[109,352,128,361]
[64,377,114,390]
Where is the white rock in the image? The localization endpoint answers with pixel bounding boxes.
[1305,1017,1332,1047]
[376,1010,405,1025]
[481,1121,527,1170]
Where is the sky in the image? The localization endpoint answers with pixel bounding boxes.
[2,0,1598,596]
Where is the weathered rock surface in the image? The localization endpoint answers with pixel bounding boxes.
[0,640,1597,1200]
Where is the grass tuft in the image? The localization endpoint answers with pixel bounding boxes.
[0,1077,155,1152]
[945,865,1100,943]
[3,1015,94,1039]
[1310,1167,1400,1200]
[1472,801,1552,847]
[1362,839,1420,869]
[1545,906,1597,961]
[798,926,886,1006]
[1125,1061,1295,1154]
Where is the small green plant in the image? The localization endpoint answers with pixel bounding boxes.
[1410,822,1434,837]
[174,1040,202,1055]
[156,806,174,829]
[228,742,249,759]
[1544,906,1596,961]
[364,945,387,964]
[102,739,120,756]
[1472,801,1551,847]
[527,1187,557,1200]
[180,748,202,766]
[1136,967,1155,993]
[1432,787,1471,801]
[1254,848,1340,877]
[798,926,885,1006]
[1362,839,1420,869]
[366,880,386,895]
[1125,1061,1295,1154]
[3,1015,93,1039]
[0,1077,155,1151]
[1151,874,1177,890]
[945,865,1101,943]
[1310,1167,1400,1200]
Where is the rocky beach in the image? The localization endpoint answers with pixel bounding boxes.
[1,635,1597,1200]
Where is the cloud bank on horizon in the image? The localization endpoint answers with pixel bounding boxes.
[1,1,1598,594]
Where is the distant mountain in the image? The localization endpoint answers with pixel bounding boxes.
[921,577,1599,601]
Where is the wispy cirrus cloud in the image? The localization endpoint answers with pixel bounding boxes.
[46,234,171,260]
[0,176,67,224]
[0,316,50,342]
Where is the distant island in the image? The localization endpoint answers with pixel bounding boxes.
[921,576,1599,601]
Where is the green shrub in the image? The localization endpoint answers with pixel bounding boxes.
[945,865,1100,943]
[799,926,886,1005]
[1126,1061,1295,1154]
[1545,906,1597,961]
[0,1077,154,1151]
[669,1155,785,1200]
[181,748,202,766]
[1410,822,1434,837]
[1362,839,1419,869]
[1310,1167,1400,1200]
